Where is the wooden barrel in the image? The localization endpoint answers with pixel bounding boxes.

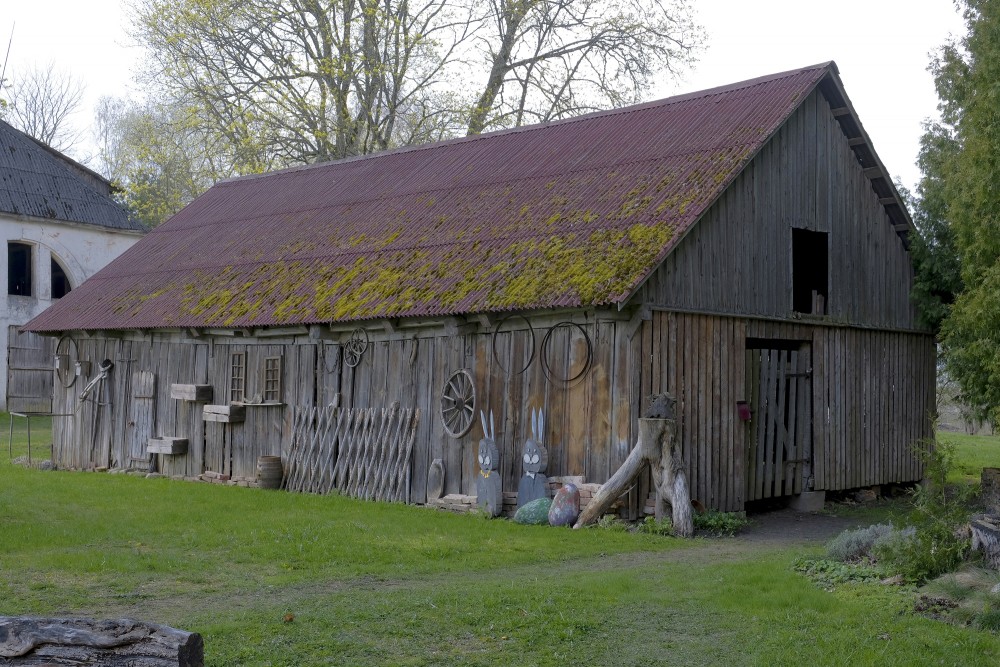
[257,456,283,489]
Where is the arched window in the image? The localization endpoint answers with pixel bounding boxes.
[51,256,72,299]
[8,242,32,296]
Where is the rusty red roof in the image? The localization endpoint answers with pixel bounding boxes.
[28,63,837,332]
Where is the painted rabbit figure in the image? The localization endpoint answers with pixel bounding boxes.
[476,410,503,517]
[517,408,550,508]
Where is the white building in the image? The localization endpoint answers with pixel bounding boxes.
[1,120,146,411]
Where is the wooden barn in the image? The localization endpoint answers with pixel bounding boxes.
[25,62,935,514]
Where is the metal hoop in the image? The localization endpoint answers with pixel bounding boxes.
[55,335,79,389]
[491,315,535,375]
[540,321,593,384]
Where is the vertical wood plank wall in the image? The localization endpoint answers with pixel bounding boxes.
[50,311,934,513]
[640,89,920,332]
[49,315,641,507]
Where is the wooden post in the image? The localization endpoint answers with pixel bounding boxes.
[574,395,693,537]
[0,616,203,666]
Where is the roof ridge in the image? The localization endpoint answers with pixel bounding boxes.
[220,62,834,186]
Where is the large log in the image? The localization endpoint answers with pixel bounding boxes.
[0,616,203,666]
[574,396,693,536]
[971,514,1000,570]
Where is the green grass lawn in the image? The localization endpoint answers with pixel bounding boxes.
[2,417,999,665]
[937,430,1000,483]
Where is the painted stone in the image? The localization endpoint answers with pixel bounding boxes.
[514,497,552,525]
[548,483,581,527]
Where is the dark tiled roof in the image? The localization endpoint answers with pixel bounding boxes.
[27,63,834,332]
[0,120,145,232]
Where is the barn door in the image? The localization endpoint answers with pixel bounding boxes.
[745,341,812,501]
[126,371,156,469]
[6,325,54,413]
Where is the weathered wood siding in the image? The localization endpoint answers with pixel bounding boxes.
[48,308,933,512]
[637,313,932,510]
[640,89,921,332]
[6,326,54,413]
[48,313,643,507]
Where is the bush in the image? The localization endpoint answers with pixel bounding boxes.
[595,515,629,532]
[638,515,673,536]
[874,521,966,583]
[693,510,749,536]
[873,439,974,583]
[826,524,897,562]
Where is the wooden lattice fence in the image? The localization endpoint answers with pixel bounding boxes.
[285,400,420,502]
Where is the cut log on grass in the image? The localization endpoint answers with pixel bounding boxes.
[574,394,693,537]
[0,616,203,666]
[971,514,1000,570]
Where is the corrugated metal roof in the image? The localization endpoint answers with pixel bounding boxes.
[0,120,146,232]
[26,63,833,332]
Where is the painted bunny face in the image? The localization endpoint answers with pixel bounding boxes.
[478,438,499,472]
[522,438,547,474]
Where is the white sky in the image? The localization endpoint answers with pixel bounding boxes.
[1,0,967,192]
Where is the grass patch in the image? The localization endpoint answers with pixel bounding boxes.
[0,412,53,462]
[2,420,1000,663]
[937,431,1000,483]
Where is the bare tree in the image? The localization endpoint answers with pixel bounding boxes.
[93,95,220,227]
[131,0,476,172]
[466,0,702,135]
[4,63,85,152]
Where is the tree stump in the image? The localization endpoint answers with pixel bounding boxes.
[574,394,693,537]
[982,468,1000,514]
[971,514,1000,570]
[0,616,203,666]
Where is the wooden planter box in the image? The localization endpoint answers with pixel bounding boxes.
[148,437,189,455]
[202,404,245,423]
[171,384,213,402]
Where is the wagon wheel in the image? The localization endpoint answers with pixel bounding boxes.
[344,327,369,368]
[441,369,476,438]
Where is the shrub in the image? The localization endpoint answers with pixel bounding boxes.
[693,510,749,536]
[826,524,896,562]
[595,515,629,532]
[873,438,974,583]
[638,515,674,536]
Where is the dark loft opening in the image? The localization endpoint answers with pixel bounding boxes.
[792,228,828,314]
[8,242,32,296]
[51,257,71,298]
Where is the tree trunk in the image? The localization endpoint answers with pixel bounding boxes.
[0,617,203,666]
[574,415,693,537]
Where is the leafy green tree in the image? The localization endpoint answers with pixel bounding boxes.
[932,0,1000,422]
[907,122,963,332]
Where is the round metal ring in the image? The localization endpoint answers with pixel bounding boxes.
[55,335,79,389]
[540,321,593,384]
[491,315,535,375]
